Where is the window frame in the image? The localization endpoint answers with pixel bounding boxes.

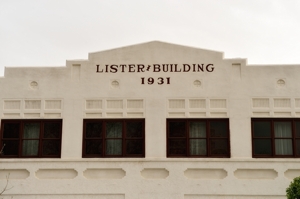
[166,118,230,158]
[252,118,300,158]
[82,119,145,158]
[0,119,62,158]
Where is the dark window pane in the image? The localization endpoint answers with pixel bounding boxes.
[190,139,206,155]
[23,123,40,139]
[210,139,228,155]
[189,122,206,138]
[86,122,102,138]
[106,122,122,138]
[210,121,227,137]
[106,139,122,155]
[274,122,292,138]
[85,140,102,155]
[296,139,300,155]
[126,140,143,155]
[296,122,300,138]
[126,122,143,138]
[3,123,20,138]
[253,121,271,137]
[169,139,186,155]
[2,141,19,155]
[253,139,272,155]
[22,140,39,156]
[275,139,293,155]
[44,123,61,138]
[169,122,186,137]
[42,140,60,156]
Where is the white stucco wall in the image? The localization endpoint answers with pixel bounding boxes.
[0,41,299,198]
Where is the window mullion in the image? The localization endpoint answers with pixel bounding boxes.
[123,121,126,157]
[39,121,43,158]
[186,120,189,157]
[271,120,275,157]
[292,120,296,157]
[207,120,210,157]
[103,121,106,157]
[19,121,24,158]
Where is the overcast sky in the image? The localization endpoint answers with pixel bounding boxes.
[1,0,300,76]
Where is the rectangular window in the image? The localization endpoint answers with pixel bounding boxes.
[82,119,145,158]
[252,118,300,158]
[167,119,230,157]
[0,119,62,158]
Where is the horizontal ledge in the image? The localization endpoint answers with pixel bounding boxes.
[1,158,300,164]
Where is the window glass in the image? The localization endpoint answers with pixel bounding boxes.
[44,122,61,138]
[22,140,39,156]
[253,121,271,137]
[252,119,300,157]
[210,139,228,155]
[210,121,227,137]
[169,139,186,155]
[106,140,122,155]
[3,123,20,138]
[126,140,143,155]
[189,139,206,155]
[253,139,272,155]
[296,140,300,156]
[83,119,145,158]
[167,119,230,158]
[126,122,143,138]
[1,140,19,155]
[23,123,40,139]
[169,122,185,137]
[0,120,62,158]
[275,139,293,155]
[85,140,102,155]
[295,122,300,137]
[42,140,60,156]
[189,122,206,138]
[274,122,292,138]
[106,122,122,138]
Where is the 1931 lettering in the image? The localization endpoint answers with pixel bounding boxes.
[141,77,170,85]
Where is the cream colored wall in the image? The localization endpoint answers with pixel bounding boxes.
[0,41,299,198]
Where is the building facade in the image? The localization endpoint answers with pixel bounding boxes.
[0,41,299,198]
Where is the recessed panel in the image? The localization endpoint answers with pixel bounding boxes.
[25,100,41,109]
[86,100,102,109]
[189,99,206,109]
[169,99,185,109]
[252,98,269,108]
[107,100,123,109]
[184,169,227,179]
[127,100,143,109]
[284,169,300,179]
[141,168,169,179]
[36,169,78,179]
[274,98,291,108]
[234,169,277,179]
[45,100,62,110]
[0,169,29,179]
[4,100,21,110]
[83,169,125,179]
[210,99,226,108]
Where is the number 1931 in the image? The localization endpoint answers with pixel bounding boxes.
[141,77,170,85]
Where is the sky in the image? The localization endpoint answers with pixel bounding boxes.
[1,0,300,76]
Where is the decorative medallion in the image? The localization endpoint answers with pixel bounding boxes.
[30,81,38,90]
[193,80,201,87]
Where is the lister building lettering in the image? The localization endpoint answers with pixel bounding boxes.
[0,41,300,199]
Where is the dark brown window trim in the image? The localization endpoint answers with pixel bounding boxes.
[82,119,145,158]
[252,118,300,158]
[166,118,230,158]
[0,119,62,158]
